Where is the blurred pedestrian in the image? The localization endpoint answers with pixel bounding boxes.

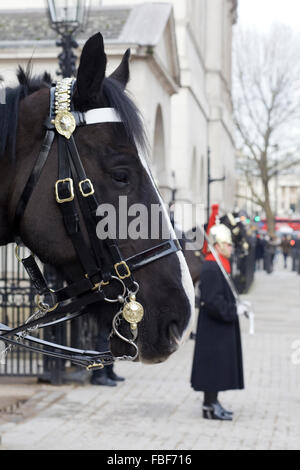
[191,224,245,421]
[269,235,280,268]
[255,233,264,270]
[263,234,274,273]
[281,235,291,269]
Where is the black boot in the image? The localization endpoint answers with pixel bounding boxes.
[106,365,125,382]
[203,392,233,421]
[216,401,233,416]
[90,368,117,387]
[202,403,233,421]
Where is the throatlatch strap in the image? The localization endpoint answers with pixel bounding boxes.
[13,85,56,233]
[13,130,55,233]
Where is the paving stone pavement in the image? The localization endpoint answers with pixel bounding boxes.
[0,257,300,450]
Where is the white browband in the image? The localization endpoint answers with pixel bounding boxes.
[84,108,122,125]
[53,78,123,139]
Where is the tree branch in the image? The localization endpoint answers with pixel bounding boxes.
[235,193,265,208]
[268,159,300,180]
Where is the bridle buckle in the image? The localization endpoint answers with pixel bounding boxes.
[86,363,104,371]
[55,178,75,203]
[79,178,95,197]
[114,261,131,280]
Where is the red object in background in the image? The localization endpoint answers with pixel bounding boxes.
[203,204,219,255]
[290,240,296,247]
[260,218,300,232]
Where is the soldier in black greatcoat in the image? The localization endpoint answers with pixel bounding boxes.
[191,223,245,421]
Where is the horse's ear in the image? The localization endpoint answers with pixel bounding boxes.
[73,32,107,109]
[109,49,131,89]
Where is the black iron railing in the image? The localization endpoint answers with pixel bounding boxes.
[0,244,93,384]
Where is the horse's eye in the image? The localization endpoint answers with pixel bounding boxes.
[110,169,130,186]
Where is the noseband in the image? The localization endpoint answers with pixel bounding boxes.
[0,78,182,370]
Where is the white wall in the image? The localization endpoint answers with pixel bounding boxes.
[171,87,208,204]
[0,51,60,87]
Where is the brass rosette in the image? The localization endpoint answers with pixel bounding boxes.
[122,294,144,331]
[54,110,76,139]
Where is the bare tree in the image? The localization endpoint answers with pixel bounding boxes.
[233,25,300,237]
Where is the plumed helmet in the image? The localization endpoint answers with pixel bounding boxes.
[209,223,232,246]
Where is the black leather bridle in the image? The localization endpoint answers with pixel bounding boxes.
[0,78,182,370]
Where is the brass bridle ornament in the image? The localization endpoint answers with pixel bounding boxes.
[0,78,182,370]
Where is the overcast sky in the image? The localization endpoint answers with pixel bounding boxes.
[238,0,300,32]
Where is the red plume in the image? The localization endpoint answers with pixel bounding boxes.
[202,204,219,255]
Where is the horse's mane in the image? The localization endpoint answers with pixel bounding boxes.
[102,77,148,154]
[0,65,52,161]
[0,65,148,162]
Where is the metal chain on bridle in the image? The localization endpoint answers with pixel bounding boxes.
[0,78,182,370]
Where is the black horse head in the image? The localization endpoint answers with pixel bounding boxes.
[0,33,195,364]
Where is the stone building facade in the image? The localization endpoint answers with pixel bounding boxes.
[238,168,300,219]
[0,0,238,223]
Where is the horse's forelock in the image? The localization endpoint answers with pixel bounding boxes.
[102,77,149,158]
[17,64,52,96]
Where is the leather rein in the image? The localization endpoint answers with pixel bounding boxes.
[0,78,182,371]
